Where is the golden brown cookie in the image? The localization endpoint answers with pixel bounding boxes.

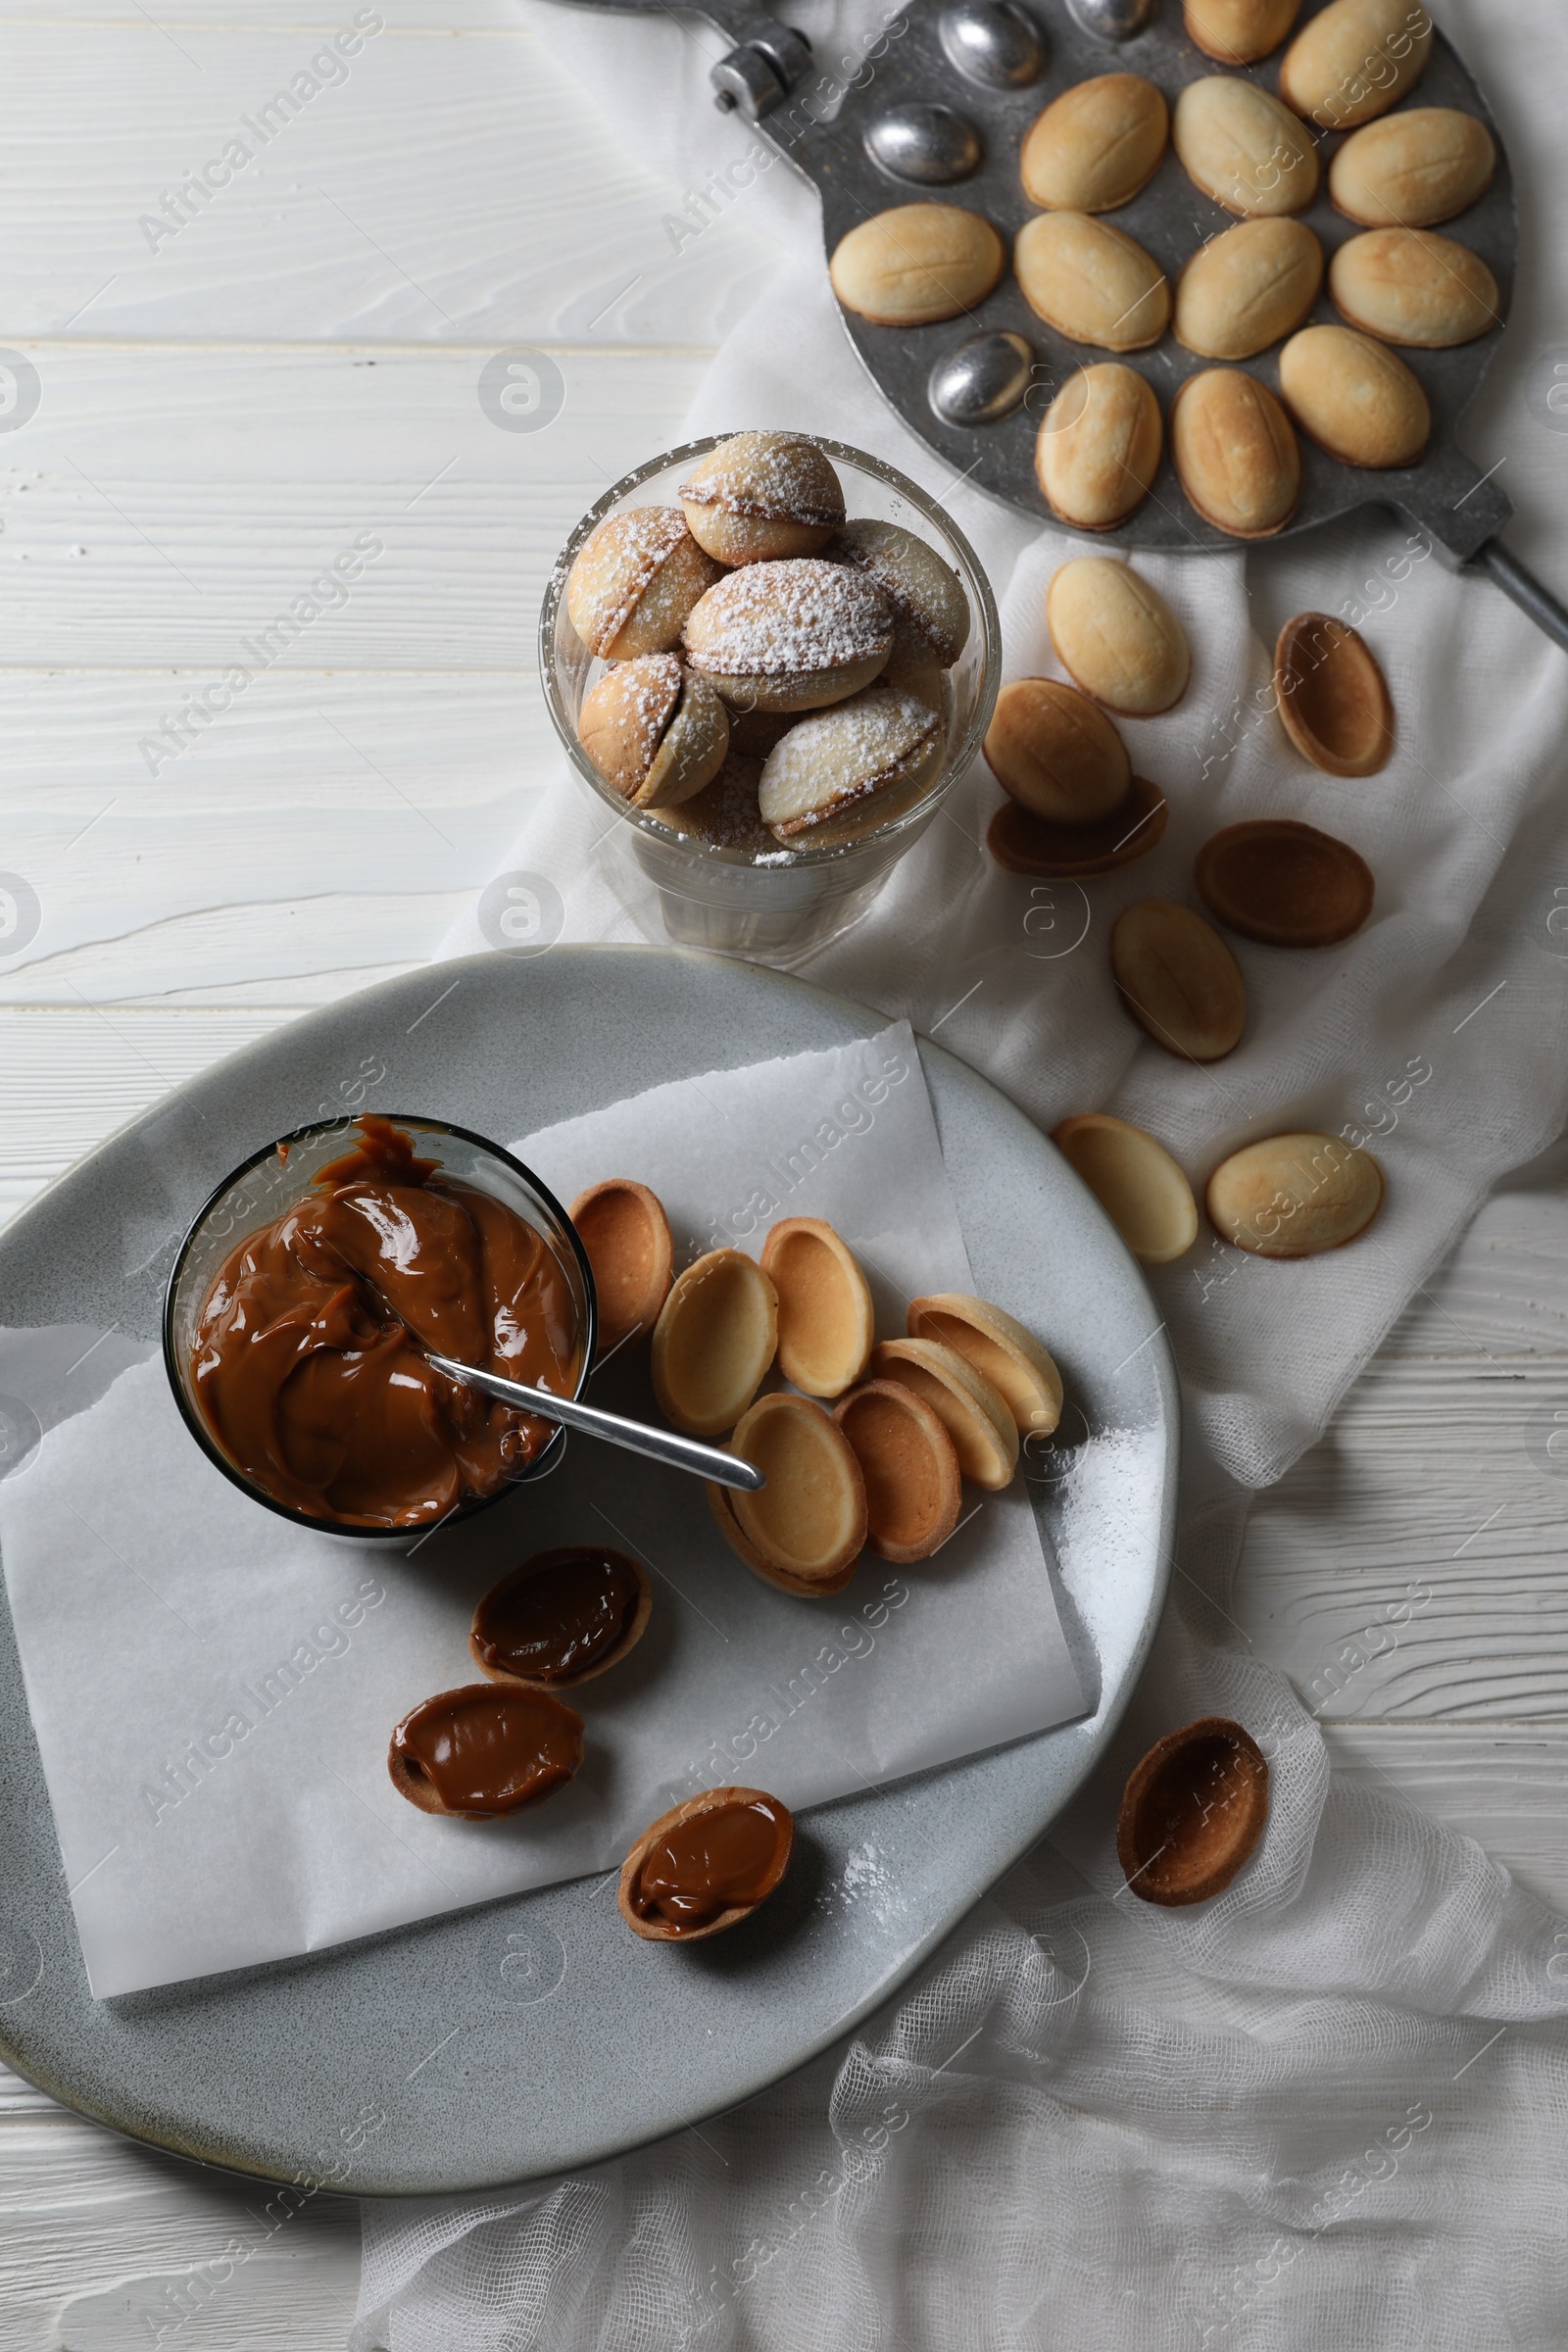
[1279,0,1432,130]
[906,1294,1062,1436]
[680,431,845,564]
[727,1391,867,1587]
[569,1178,674,1353]
[1329,107,1494,228]
[1329,228,1500,348]
[1117,1718,1268,1904]
[683,559,892,714]
[1278,324,1431,467]
[984,677,1131,825]
[577,654,731,809]
[1173,218,1323,361]
[1274,612,1394,777]
[1110,899,1248,1063]
[1046,559,1190,716]
[1052,1113,1198,1265]
[866,1337,1018,1490]
[1195,818,1374,947]
[760,1218,875,1398]
[829,203,1005,326]
[1206,1131,1385,1255]
[1170,368,1302,539]
[1035,363,1163,532]
[832,1379,962,1563]
[1173,77,1319,217]
[1019,73,1169,213]
[651,1249,778,1435]
[1014,213,1171,352]
[565,507,723,660]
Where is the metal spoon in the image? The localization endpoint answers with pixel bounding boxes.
[425,1349,764,1494]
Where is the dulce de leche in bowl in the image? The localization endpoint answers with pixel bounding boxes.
[164,1114,594,1538]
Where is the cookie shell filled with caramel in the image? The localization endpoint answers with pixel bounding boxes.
[682,559,893,714]
[569,1178,673,1354]
[652,1249,778,1436]
[388,1683,584,1820]
[1117,1717,1268,1905]
[565,507,723,661]
[759,1217,875,1398]
[470,1545,651,1690]
[832,1379,961,1563]
[679,430,845,564]
[619,1787,794,1942]
[827,518,969,671]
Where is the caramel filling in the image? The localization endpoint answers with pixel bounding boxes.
[473,1547,642,1684]
[393,1685,582,1816]
[631,1797,789,1930]
[192,1116,579,1529]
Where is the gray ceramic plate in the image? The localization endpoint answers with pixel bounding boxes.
[0,947,1176,2193]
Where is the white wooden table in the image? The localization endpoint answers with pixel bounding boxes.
[2,4,1563,2341]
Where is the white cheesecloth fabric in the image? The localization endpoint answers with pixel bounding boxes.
[354,4,1568,2343]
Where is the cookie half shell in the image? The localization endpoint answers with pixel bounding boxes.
[651,1249,778,1435]
[832,1379,962,1563]
[569,1178,674,1353]
[728,1392,868,1588]
[867,1337,1018,1490]
[760,1218,875,1397]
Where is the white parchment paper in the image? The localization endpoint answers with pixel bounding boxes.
[0,1022,1084,1998]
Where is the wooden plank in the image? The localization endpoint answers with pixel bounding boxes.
[0,24,778,344]
[1323,1723,1568,1916]
[0,343,710,670]
[1237,1353,1568,1722]
[0,666,558,1004]
[0,2059,360,2350]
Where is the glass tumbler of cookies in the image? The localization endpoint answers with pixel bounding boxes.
[540,430,1002,967]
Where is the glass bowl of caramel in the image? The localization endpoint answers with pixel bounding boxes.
[163,1114,595,1544]
[540,432,1003,968]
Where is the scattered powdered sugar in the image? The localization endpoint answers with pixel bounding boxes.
[649,749,780,858]
[684,560,892,676]
[679,429,846,525]
[816,1838,904,1928]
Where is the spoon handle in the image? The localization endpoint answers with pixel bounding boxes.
[425,1351,763,1494]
